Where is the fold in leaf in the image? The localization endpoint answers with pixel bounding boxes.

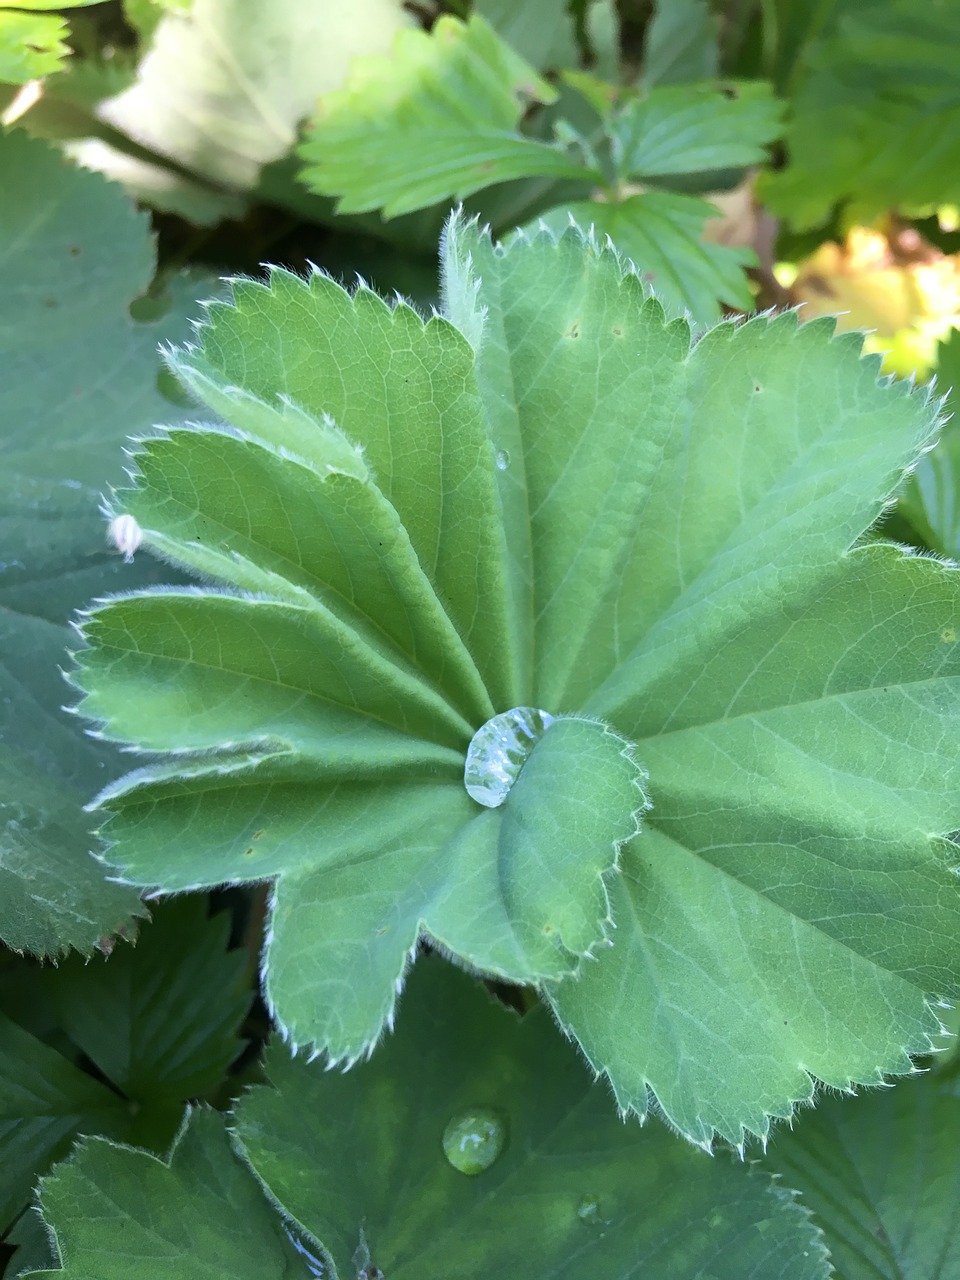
[74,214,960,1144]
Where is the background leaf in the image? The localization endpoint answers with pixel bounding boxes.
[900,329,960,555]
[0,11,70,84]
[98,0,414,190]
[0,1013,128,1233]
[298,14,595,217]
[0,128,211,956]
[474,0,580,72]
[5,1208,57,1280]
[640,0,718,86]
[234,958,830,1280]
[26,1109,304,1279]
[765,0,960,228]
[609,82,782,180]
[0,899,251,1229]
[764,1070,960,1279]
[534,193,756,321]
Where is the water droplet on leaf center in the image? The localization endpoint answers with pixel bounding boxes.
[442,1108,507,1175]
[464,707,555,808]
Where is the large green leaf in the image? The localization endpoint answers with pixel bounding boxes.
[234,959,830,1280]
[25,1109,304,1279]
[74,215,960,1143]
[765,1071,960,1278]
[0,898,250,1228]
[97,0,414,190]
[298,13,595,217]
[71,261,648,1060]
[0,128,210,956]
[764,0,960,228]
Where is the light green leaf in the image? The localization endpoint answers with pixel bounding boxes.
[447,216,960,1144]
[534,191,755,322]
[550,542,960,1145]
[0,0,103,84]
[763,0,960,228]
[27,1108,304,1279]
[0,129,210,956]
[0,11,69,83]
[610,81,782,179]
[234,958,830,1280]
[98,0,414,190]
[641,0,718,86]
[765,1071,960,1278]
[298,13,596,217]
[0,1011,128,1232]
[76,215,960,1143]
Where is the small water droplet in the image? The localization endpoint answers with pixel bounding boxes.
[442,1108,507,1175]
[577,1195,602,1224]
[464,707,555,808]
[107,513,143,563]
[495,449,510,471]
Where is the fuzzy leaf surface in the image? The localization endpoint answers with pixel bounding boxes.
[0,129,208,956]
[298,14,595,216]
[764,0,960,228]
[77,216,960,1142]
[72,258,647,1059]
[765,1071,960,1278]
[234,959,829,1280]
[443,218,960,1144]
[26,1109,304,1279]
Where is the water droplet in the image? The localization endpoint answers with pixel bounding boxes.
[577,1195,602,1224]
[495,449,510,471]
[464,707,555,808]
[442,1108,507,1175]
[107,513,143,563]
